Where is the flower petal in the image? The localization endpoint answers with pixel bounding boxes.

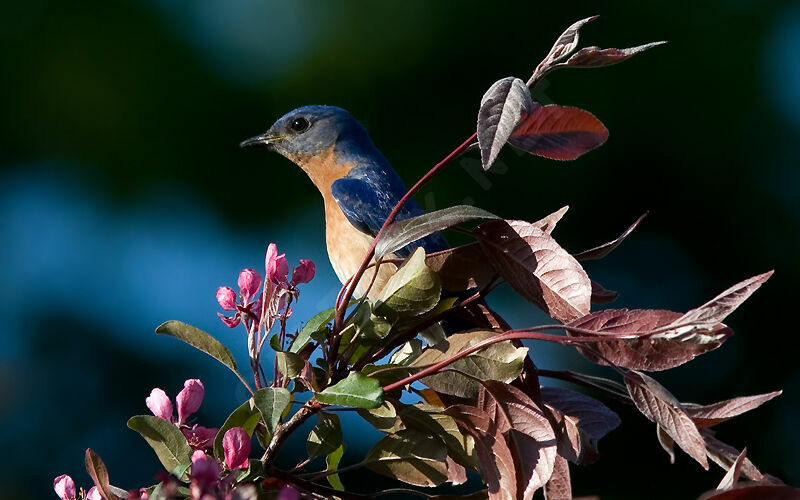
[177,379,204,424]
[222,427,251,470]
[238,268,262,304]
[266,243,289,284]
[216,286,237,311]
[183,425,219,450]
[86,487,103,500]
[190,450,221,489]
[53,475,77,500]
[145,388,174,423]
[217,312,241,328]
[291,259,316,285]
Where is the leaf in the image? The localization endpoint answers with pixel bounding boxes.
[564,42,667,68]
[508,104,608,161]
[306,412,343,459]
[665,272,773,338]
[357,400,403,433]
[543,455,572,500]
[478,77,532,170]
[409,330,527,398]
[534,205,569,234]
[374,247,441,319]
[85,449,119,500]
[426,243,496,292]
[214,400,261,461]
[573,213,647,261]
[684,391,782,428]
[702,430,765,482]
[291,307,336,353]
[276,351,306,380]
[538,16,599,69]
[717,448,747,490]
[541,386,621,464]
[316,371,383,409]
[127,415,193,474]
[590,280,618,304]
[389,339,424,365]
[156,320,238,373]
[376,205,500,258]
[698,484,800,500]
[396,404,476,470]
[475,219,591,322]
[624,371,708,469]
[253,387,292,434]
[326,444,346,491]
[364,428,449,487]
[656,424,676,464]
[480,381,557,499]
[566,308,730,371]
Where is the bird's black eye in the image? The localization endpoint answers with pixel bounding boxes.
[290,117,310,133]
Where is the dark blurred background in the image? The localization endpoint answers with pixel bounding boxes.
[1,1,798,498]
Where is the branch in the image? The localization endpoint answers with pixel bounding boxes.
[262,400,321,470]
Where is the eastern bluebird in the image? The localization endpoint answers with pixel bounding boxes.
[241,105,448,299]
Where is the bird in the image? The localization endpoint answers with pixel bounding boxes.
[240,105,448,300]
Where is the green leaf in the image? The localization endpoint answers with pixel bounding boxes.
[357,400,403,433]
[85,449,119,500]
[397,404,476,469]
[306,412,343,459]
[155,320,238,372]
[364,429,449,487]
[374,248,441,319]
[316,372,383,409]
[389,339,424,365]
[269,334,281,352]
[276,351,306,379]
[253,388,292,435]
[291,300,356,354]
[326,444,346,491]
[213,400,261,460]
[127,415,192,476]
[409,330,527,398]
[375,205,500,258]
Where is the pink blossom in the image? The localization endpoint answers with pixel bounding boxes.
[183,424,218,450]
[86,487,103,500]
[177,379,204,424]
[146,388,174,423]
[277,486,300,500]
[222,427,251,470]
[128,489,149,500]
[265,243,288,284]
[291,259,315,285]
[53,475,77,500]
[190,450,221,490]
[237,268,262,304]
[216,287,237,311]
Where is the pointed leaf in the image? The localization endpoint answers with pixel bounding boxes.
[326,444,346,491]
[564,42,667,68]
[478,77,532,169]
[624,371,708,469]
[574,213,647,261]
[590,280,618,304]
[567,308,730,370]
[657,424,676,464]
[508,104,608,161]
[685,391,782,428]
[396,404,476,470]
[214,400,261,461]
[538,16,598,68]
[717,448,747,490]
[127,415,193,474]
[85,449,119,500]
[376,205,499,258]
[702,430,765,482]
[291,307,337,353]
[253,387,292,434]
[307,412,343,459]
[365,428,449,487]
[276,351,306,380]
[543,455,572,500]
[476,219,591,322]
[541,386,621,464]
[156,320,238,372]
[534,205,569,234]
[426,243,495,292]
[698,484,800,500]
[409,330,527,398]
[316,371,383,409]
[374,247,441,319]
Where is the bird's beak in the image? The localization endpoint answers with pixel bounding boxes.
[239,132,282,149]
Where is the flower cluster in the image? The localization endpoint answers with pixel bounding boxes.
[146,379,218,450]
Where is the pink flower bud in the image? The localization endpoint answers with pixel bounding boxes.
[190,450,221,489]
[265,243,288,284]
[145,388,174,423]
[277,486,301,500]
[237,268,262,304]
[86,487,103,500]
[216,286,237,311]
[291,259,315,285]
[53,475,77,500]
[176,379,204,424]
[222,427,251,470]
[217,312,241,328]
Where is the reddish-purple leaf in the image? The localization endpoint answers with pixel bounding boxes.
[541,386,621,465]
[717,448,747,490]
[567,309,730,371]
[85,449,119,500]
[574,213,647,261]
[667,272,773,336]
[533,206,569,235]
[533,16,599,77]
[624,371,708,469]
[543,455,572,500]
[508,104,609,161]
[656,424,676,464]
[478,77,532,170]
[564,42,667,68]
[590,280,618,304]
[426,243,495,292]
[685,391,782,428]
[476,219,591,322]
[446,456,467,485]
[702,430,766,482]
[698,484,800,500]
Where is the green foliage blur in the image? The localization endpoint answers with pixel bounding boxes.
[1,1,798,499]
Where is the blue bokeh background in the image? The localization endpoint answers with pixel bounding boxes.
[1,1,799,498]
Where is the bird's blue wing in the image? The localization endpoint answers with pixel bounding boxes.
[331,174,448,258]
